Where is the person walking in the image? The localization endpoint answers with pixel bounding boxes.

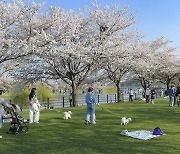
[85,87,97,125]
[129,89,133,102]
[0,90,11,138]
[151,89,156,104]
[145,88,151,103]
[175,87,180,106]
[167,86,175,107]
[29,88,41,123]
[69,93,73,107]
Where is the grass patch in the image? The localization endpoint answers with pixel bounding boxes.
[0,98,180,154]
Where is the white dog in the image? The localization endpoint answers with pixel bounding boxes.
[121,117,132,125]
[63,111,72,120]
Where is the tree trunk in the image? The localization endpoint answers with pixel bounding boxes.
[166,80,170,90]
[116,82,124,102]
[71,80,78,107]
[140,78,147,98]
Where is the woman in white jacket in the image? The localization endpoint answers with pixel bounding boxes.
[29,88,41,123]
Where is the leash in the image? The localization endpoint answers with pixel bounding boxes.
[97,104,121,118]
[53,105,121,118]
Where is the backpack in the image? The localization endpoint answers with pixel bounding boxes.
[153,127,163,135]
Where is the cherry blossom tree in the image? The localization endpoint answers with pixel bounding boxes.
[131,37,176,93]
[155,51,180,89]
[6,1,179,106]
[0,0,45,77]
[11,2,137,106]
[102,30,140,102]
[174,72,180,87]
[86,3,137,102]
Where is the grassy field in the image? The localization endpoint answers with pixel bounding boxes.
[0,98,180,154]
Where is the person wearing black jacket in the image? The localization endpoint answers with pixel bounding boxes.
[175,87,180,106]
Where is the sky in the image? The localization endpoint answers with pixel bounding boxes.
[27,0,180,55]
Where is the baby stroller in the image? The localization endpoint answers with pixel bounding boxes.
[3,104,28,134]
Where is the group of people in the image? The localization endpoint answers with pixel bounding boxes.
[0,86,97,133]
[27,86,180,126]
[128,88,156,104]
[145,86,180,107]
[1,85,180,137]
[145,88,156,104]
[0,86,98,136]
[0,88,41,138]
[166,86,180,107]
[84,86,180,126]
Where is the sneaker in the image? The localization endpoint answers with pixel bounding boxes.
[0,136,2,138]
[85,120,88,125]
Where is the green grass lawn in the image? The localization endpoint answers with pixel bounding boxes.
[0,98,180,154]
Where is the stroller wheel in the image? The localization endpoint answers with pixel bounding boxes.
[24,126,28,133]
[15,132,19,135]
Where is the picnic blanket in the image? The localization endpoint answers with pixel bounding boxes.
[120,130,165,140]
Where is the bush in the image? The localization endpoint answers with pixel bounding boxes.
[10,84,54,110]
[36,84,53,103]
[103,85,116,93]
[10,87,30,110]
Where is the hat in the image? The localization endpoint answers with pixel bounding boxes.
[153,127,163,135]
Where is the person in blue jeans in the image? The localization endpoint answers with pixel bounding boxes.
[167,85,175,107]
[85,87,97,125]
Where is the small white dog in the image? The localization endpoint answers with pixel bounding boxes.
[121,117,132,125]
[63,110,72,120]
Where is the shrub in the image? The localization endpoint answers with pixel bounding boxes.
[36,84,53,103]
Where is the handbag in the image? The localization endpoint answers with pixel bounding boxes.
[29,101,34,106]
